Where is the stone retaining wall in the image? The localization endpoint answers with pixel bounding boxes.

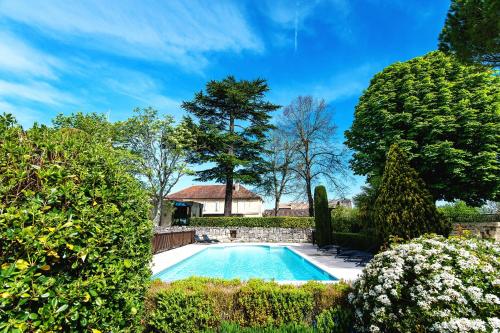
[451,222,500,241]
[156,226,313,243]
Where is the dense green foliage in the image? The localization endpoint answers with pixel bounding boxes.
[350,235,500,332]
[332,232,378,252]
[189,216,314,228]
[0,124,153,332]
[53,111,115,144]
[439,0,500,66]
[314,186,332,247]
[182,76,279,216]
[439,201,482,224]
[203,322,315,333]
[345,51,500,205]
[145,278,351,333]
[374,145,450,244]
[331,207,363,233]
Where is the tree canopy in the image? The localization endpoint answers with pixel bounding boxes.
[182,75,279,216]
[345,51,500,206]
[439,0,500,66]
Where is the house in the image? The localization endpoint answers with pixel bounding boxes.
[263,199,352,217]
[166,184,263,217]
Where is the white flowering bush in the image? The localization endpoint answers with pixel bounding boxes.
[349,235,500,333]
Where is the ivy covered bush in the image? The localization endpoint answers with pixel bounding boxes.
[0,123,153,332]
[349,235,500,332]
[145,277,351,333]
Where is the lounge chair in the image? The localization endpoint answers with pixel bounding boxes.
[202,234,219,243]
[317,244,340,252]
[194,234,207,243]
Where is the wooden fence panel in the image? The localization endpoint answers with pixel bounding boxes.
[152,230,195,254]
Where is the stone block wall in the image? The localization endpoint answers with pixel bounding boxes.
[156,226,313,243]
[451,222,500,241]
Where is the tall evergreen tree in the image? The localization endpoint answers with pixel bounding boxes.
[314,185,332,247]
[439,0,500,66]
[182,76,279,216]
[374,144,449,244]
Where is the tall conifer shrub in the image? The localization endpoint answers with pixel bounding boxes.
[374,144,449,244]
[314,186,332,247]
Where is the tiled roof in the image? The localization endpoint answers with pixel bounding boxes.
[166,185,261,200]
[263,209,310,217]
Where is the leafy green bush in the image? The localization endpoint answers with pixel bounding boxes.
[438,201,494,224]
[374,144,450,244]
[0,124,153,332]
[331,207,363,233]
[350,235,500,332]
[190,217,314,228]
[145,278,351,332]
[314,186,332,247]
[315,306,352,333]
[332,232,379,252]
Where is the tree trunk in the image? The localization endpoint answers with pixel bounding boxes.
[306,179,314,217]
[274,198,280,216]
[224,175,233,216]
[224,113,235,216]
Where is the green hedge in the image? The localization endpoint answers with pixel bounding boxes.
[332,232,379,252]
[144,277,351,333]
[0,124,153,331]
[190,217,314,228]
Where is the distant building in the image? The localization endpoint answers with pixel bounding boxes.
[166,184,263,217]
[263,199,352,217]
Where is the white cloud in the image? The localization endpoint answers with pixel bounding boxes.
[0,80,76,105]
[0,0,263,70]
[0,31,62,79]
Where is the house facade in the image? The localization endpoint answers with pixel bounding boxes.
[166,184,263,217]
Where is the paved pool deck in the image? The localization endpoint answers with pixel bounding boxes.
[152,242,364,283]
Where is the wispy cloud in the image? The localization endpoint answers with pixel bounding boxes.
[0,0,263,71]
[0,80,76,105]
[0,31,63,79]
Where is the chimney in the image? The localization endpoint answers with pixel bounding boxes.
[233,183,240,191]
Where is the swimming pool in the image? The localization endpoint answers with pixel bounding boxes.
[154,245,337,281]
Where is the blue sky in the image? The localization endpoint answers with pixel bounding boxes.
[0,0,450,205]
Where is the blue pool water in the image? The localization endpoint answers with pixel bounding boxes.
[154,245,337,281]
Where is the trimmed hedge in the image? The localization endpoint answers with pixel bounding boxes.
[190,217,314,228]
[332,232,379,252]
[144,277,351,333]
[0,124,153,332]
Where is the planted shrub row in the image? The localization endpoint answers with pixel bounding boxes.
[190,217,314,228]
[332,232,378,252]
[145,278,351,333]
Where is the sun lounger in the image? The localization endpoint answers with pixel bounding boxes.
[202,234,219,243]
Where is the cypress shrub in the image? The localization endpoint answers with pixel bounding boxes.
[0,124,153,331]
[374,144,450,244]
[314,186,332,247]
